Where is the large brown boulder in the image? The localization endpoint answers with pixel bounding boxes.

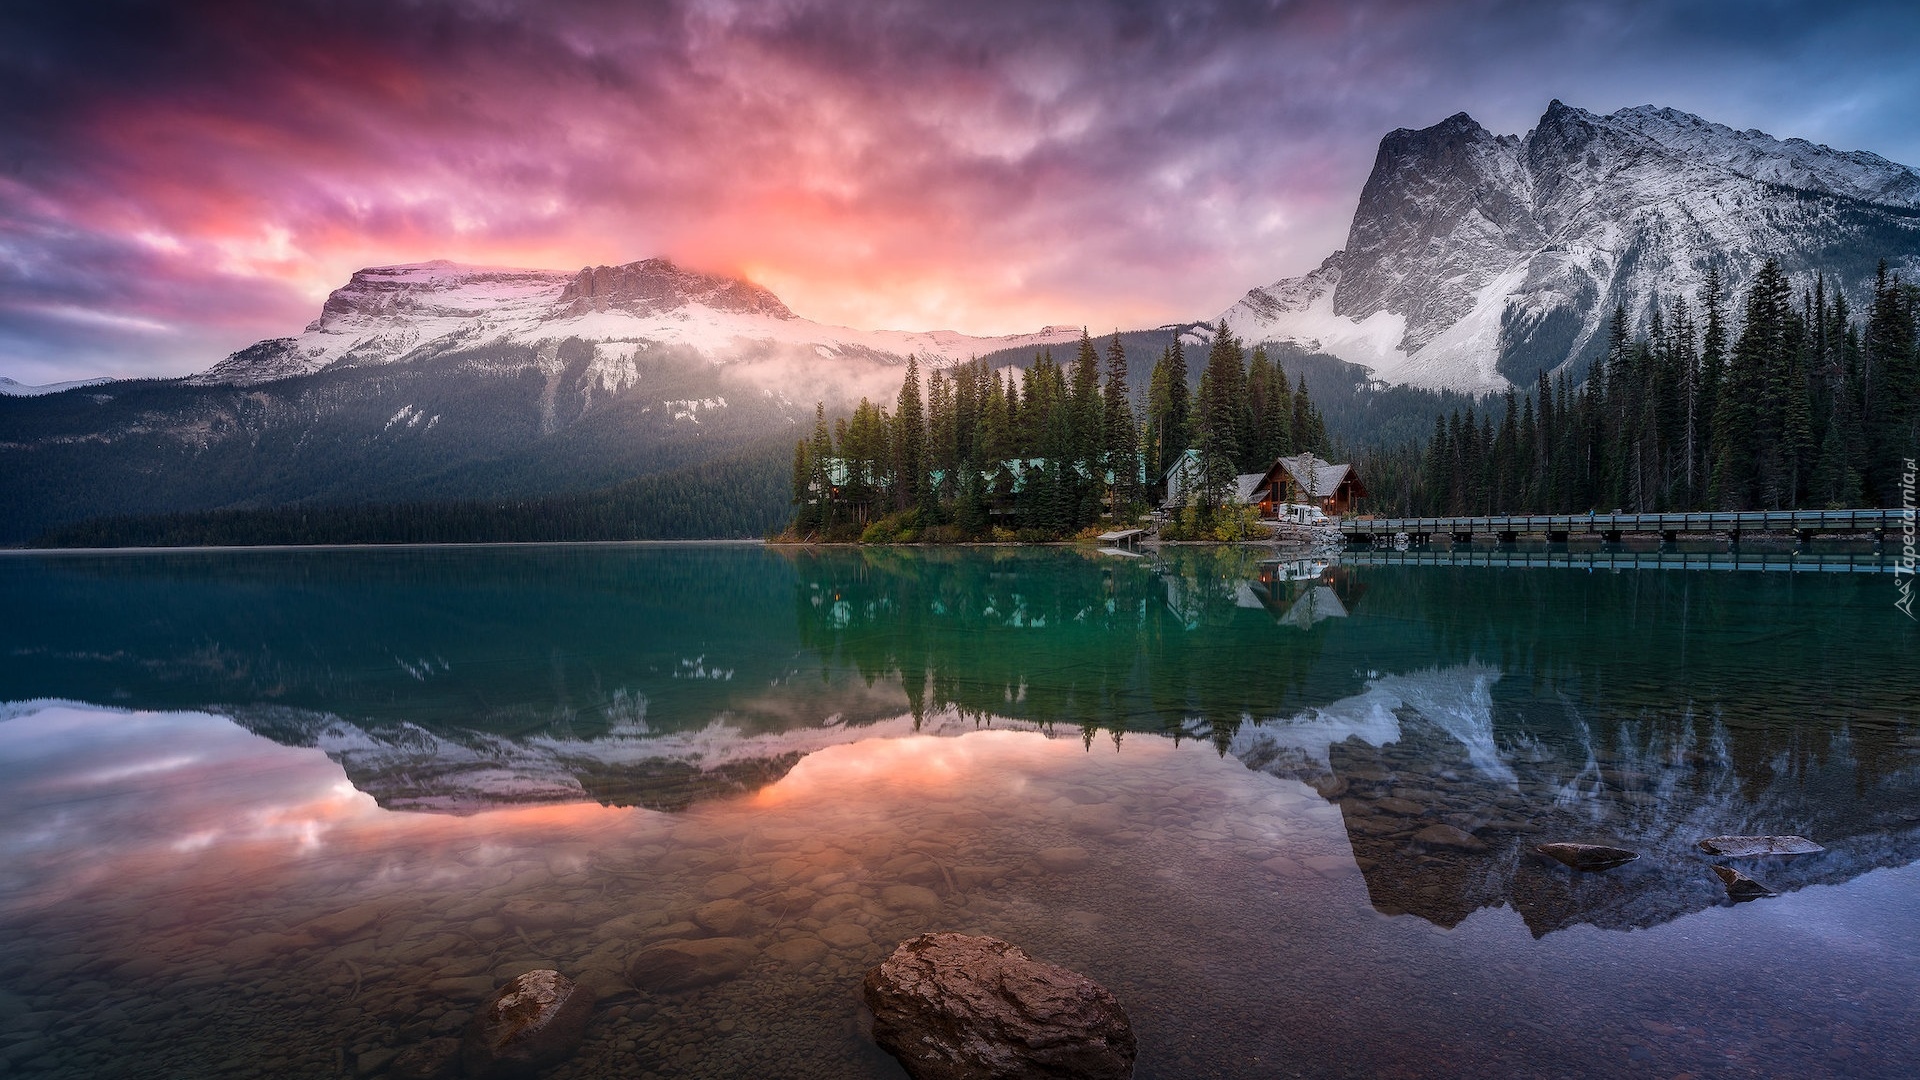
[863,933,1136,1080]
[460,969,594,1079]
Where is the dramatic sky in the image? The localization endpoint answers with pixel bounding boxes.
[4,0,1919,383]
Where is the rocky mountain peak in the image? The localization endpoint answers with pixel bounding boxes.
[1223,99,1920,392]
[557,258,795,320]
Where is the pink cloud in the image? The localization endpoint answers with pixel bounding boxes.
[2,0,1916,381]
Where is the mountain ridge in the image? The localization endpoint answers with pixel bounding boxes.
[186,256,1084,388]
[1222,99,1920,391]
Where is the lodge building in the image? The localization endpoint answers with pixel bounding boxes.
[1163,451,1367,517]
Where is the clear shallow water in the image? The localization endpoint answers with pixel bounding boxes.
[1,544,1916,1079]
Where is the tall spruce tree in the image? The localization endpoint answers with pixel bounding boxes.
[894,355,927,513]
[1101,332,1141,514]
[1864,262,1920,502]
[1068,330,1104,526]
[1194,323,1245,513]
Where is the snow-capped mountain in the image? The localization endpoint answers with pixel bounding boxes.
[189,257,1082,387]
[0,259,1093,542]
[1222,101,1920,392]
[0,376,114,397]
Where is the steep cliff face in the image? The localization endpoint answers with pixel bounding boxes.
[1224,101,1920,391]
[557,258,795,320]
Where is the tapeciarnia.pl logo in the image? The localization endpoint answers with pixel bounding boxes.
[1898,457,1916,620]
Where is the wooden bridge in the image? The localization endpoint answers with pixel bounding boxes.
[1340,548,1898,574]
[1341,509,1907,547]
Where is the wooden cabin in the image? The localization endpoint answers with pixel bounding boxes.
[1253,453,1367,517]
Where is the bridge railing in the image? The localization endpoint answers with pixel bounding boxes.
[1339,509,1903,535]
[1339,549,1896,574]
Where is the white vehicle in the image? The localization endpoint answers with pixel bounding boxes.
[1279,503,1331,526]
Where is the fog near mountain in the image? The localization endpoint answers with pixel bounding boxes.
[187,258,1080,397]
[0,259,1084,543]
[1223,100,1920,391]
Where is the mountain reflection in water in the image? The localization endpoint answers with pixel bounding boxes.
[3,545,1913,938]
[1,545,1917,1078]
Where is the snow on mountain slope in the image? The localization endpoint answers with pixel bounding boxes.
[190,258,1084,388]
[0,376,115,396]
[1223,101,1920,392]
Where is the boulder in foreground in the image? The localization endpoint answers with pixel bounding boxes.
[461,969,594,1079]
[863,932,1136,1080]
[1536,843,1640,872]
[1697,835,1824,857]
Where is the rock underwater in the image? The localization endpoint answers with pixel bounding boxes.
[863,932,1136,1080]
[460,969,594,1079]
[1535,842,1640,872]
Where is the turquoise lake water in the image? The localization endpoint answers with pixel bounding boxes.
[1,543,1916,1078]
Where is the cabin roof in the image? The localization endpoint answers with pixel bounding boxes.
[1272,453,1365,500]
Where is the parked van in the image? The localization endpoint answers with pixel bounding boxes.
[1280,503,1330,526]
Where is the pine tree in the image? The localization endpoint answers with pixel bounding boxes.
[1496,388,1520,512]
[1194,323,1245,514]
[1101,332,1141,515]
[1698,265,1728,504]
[1423,413,1450,511]
[1146,335,1192,483]
[1246,345,1274,471]
[1068,330,1104,526]
[895,355,927,513]
[790,436,813,532]
[1267,354,1294,457]
[1865,262,1920,503]
[809,402,836,526]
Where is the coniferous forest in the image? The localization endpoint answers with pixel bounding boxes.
[31,258,1918,548]
[782,326,1331,542]
[1359,259,1920,516]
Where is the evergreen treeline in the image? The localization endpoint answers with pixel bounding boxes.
[786,327,1330,541]
[1359,260,1920,515]
[31,446,790,547]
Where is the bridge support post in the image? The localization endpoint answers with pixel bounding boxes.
[1661,530,1677,545]
[1498,530,1517,544]
[1548,531,1569,543]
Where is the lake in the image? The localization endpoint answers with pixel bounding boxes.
[1,543,1916,1079]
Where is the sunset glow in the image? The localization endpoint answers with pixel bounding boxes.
[4,1,1918,382]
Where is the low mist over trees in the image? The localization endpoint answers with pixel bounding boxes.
[786,328,1329,541]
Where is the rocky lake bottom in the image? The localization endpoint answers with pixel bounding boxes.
[5,702,1920,1079]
